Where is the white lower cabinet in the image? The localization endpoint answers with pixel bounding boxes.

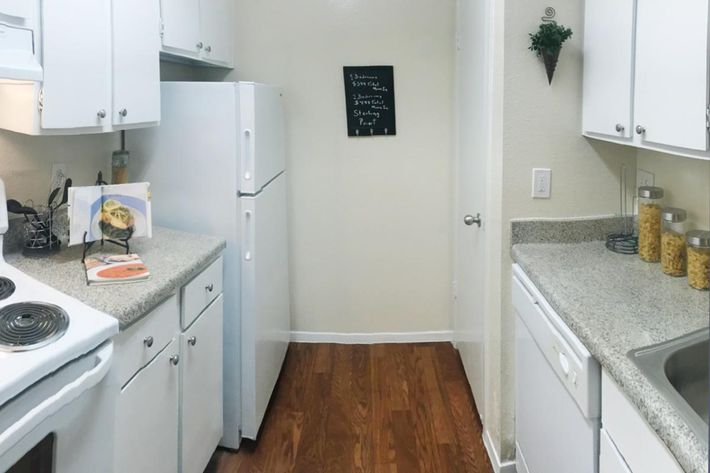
[113,257,224,473]
[601,370,684,473]
[180,294,224,473]
[115,338,180,473]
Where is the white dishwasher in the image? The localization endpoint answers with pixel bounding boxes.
[513,264,601,473]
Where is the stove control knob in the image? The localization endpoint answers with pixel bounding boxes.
[170,354,180,366]
[143,336,154,348]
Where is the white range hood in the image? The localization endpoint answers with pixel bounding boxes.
[0,2,43,81]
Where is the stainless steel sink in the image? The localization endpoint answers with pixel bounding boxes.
[628,328,709,445]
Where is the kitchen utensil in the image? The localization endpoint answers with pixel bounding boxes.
[47,186,60,209]
[53,178,72,211]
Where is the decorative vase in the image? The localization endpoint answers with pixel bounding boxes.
[541,49,560,84]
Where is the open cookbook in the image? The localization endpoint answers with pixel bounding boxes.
[84,253,150,286]
[68,183,152,246]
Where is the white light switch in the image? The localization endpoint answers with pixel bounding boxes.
[532,168,551,199]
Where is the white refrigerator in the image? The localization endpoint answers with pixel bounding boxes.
[129,82,291,449]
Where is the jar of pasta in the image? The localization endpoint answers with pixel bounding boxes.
[687,230,710,290]
[637,186,664,262]
[660,208,687,276]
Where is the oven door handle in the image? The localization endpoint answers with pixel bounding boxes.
[0,342,113,457]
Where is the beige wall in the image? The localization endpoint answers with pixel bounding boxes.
[0,130,114,205]
[487,0,638,461]
[637,150,710,229]
[215,0,457,334]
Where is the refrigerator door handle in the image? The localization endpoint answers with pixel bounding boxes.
[242,129,253,181]
[244,210,253,261]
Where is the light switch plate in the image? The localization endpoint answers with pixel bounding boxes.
[636,168,655,189]
[532,168,551,199]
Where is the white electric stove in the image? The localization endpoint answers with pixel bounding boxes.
[0,178,119,473]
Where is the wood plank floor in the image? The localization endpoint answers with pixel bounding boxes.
[206,343,492,473]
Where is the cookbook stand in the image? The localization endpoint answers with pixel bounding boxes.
[81,229,133,263]
[81,171,133,262]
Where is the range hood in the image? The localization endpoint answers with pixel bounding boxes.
[0,5,42,81]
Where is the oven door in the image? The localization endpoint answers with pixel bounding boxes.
[0,342,115,473]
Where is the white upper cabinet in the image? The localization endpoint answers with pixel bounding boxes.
[112,0,161,127]
[160,0,200,57]
[198,0,234,66]
[634,0,709,152]
[582,0,635,140]
[583,0,710,159]
[41,0,111,131]
[159,0,234,68]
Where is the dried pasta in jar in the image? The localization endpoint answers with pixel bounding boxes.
[687,230,710,290]
[660,208,687,277]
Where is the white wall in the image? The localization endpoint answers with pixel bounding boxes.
[220,0,457,334]
[637,151,710,229]
[0,130,115,205]
[484,0,638,462]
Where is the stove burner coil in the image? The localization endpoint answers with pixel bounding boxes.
[0,303,69,352]
[0,277,16,301]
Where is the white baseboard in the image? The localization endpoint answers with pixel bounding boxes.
[290,330,454,344]
[483,429,517,473]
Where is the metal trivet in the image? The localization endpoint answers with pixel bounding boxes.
[0,277,16,301]
[0,302,69,352]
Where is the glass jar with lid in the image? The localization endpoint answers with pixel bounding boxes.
[687,230,710,290]
[637,186,664,262]
[660,207,687,276]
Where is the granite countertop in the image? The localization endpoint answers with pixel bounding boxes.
[512,241,709,473]
[6,227,226,330]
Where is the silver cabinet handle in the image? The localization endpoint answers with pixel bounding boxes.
[170,354,180,366]
[97,109,106,119]
[188,336,197,346]
[119,108,128,118]
[635,125,646,135]
[196,42,203,50]
[615,123,624,133]
[464,213,482,227]
[205,283,214,292]
[143,336,154,348]
[205,45,212,52]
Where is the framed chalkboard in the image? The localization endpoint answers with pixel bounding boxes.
[343,66,396,137]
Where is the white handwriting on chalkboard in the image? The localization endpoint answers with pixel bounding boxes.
[349,73,389,92]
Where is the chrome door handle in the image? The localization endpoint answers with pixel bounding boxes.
[170,354,180,366]
[635,125,646,135]
[119,108,128,118]
[464,214,482,227]
[205,283,214,292]
[205,45,212,53]
[196,42,203,50]
[97,109,106,119]
[615,123,624,133]
[143,336,154,348]
[188,336,197,346]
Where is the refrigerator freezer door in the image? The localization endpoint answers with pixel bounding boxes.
[239,83,286,195]
[239,172,290,439]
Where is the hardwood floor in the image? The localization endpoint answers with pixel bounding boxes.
[206,343,492,473]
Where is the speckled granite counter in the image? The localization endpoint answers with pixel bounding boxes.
[5,227,225,330]
[512,241,709,473]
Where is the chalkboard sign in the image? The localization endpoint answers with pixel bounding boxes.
[343,66,396,137]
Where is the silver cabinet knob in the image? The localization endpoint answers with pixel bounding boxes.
[143,336,154,348]
[196,42,203,50]
[205,45,212,52]
[635,125,646,135]
[188,336,197,346]
[205,283,214,292]
[615,123,624,133]
[464,213,482,227]
[170,354,180,366]
[119,108,128,118]
[97,109,106,119]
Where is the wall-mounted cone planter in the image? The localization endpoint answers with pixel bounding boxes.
[541,49,560,84]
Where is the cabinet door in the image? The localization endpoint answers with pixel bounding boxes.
[180,295,223,473]
[160,0,200,56]
[582,0,635,139]
[41,0,111,130]
[600,429,632,473]
[634,0,709,151]
[116,339,180,473]
[112,0,161,126]
[198,0,234,66]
